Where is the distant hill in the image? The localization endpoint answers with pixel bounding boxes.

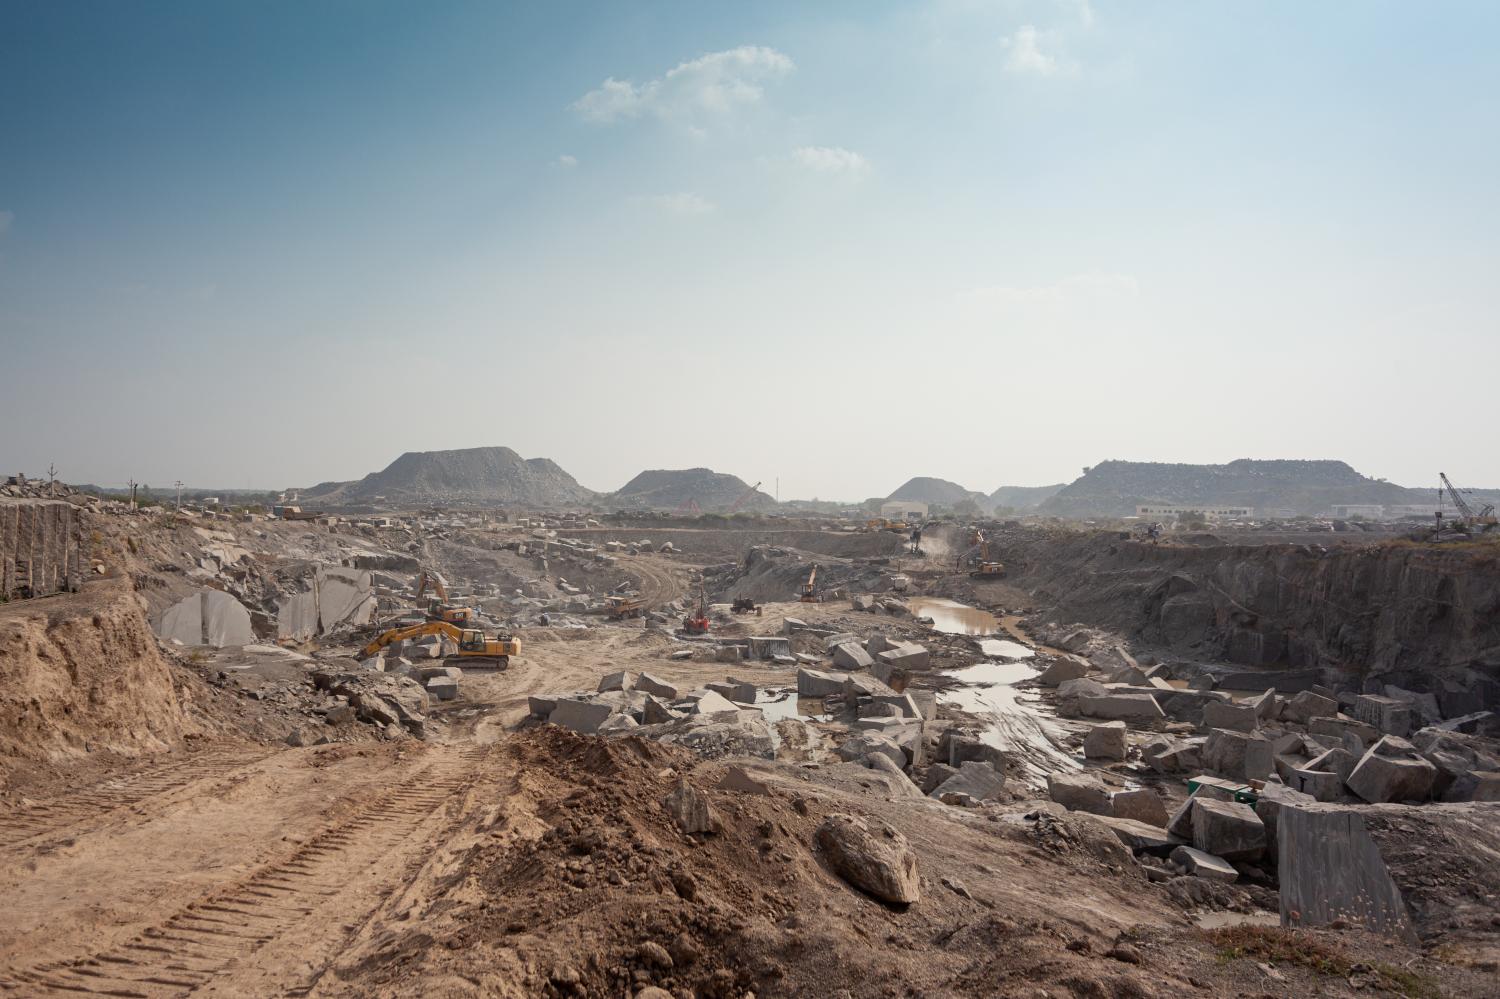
[989,484,1066,510]
[886,477,988,510]
[610,468,775,512]
[1037,459,1415,518]
[299,447,596,508]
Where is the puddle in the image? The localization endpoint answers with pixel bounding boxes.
[755,687,827,723]
[907,597,1000,635]
[977,638,1034,661]
[1194,911,1280,929]
[937,659,1080,789]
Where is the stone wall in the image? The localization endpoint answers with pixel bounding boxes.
[0,499,85,600]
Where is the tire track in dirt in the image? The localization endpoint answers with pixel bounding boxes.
[0,746,491,999]
[0,750,272,852]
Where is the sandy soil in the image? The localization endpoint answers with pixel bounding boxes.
[1,524,1492,998]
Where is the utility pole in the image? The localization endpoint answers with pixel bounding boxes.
[127,479,138,510]
[47,463,57,497]
[174,480,184,511]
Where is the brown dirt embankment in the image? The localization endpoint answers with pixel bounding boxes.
[0,578,203,761]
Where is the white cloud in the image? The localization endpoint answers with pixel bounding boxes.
[0,210,12,235]
[633,192,716,216]
[790,146,871,177]
[556,154,578,168]
[1001,25,1073,76]
[573,46,794,124]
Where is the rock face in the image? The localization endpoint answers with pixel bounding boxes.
[1000,526,1500,707]
[300,447,596,508]
[815,813,921,904]
[1,578,201,760]
[156,587,255,647]
[610,468,776,512]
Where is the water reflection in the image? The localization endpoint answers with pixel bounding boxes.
[907,596,999,636]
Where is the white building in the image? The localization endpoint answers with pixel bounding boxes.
[1136,504,1254,520]
[881,500,928,521]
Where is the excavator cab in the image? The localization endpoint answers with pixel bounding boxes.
[457,629,488,653]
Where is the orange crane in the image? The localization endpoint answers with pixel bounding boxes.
[727,481,763,515]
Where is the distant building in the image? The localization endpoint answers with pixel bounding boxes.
[881,500,928,521]
[1136,504,1254,520]
[1330,504,1386,520]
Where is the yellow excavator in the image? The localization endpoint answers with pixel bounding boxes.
[961,529,1005,579]
[415,570,476,626]
[361,620,520,668]
[800,565,823,603]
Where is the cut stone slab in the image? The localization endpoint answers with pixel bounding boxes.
[597,671,633,693]
[1347,745,1437,804]
[425,677,460,701]
[1083,721,1128,761]
[1353,694,1413,738]
[528,694,560,719]
[1037,656,1090,686]
[1047,772,1112,816]
[1202,700,1259,733]
[831,642,874,671]
[815,812,921,905]
[748,636,792,660]
[797,668,847,698]
[1190,798,1266,861]
[837,732,906,771]
[1281,690,1338,725]
[945,734,1006,770]
[876,644,930,672]
[690,690,741,716]
[706,680,757,704]
[635,673,679,699]
[1277,804,1413,939]
[549,698,615,734]
[1203,728,1274,782]
[859,752,924,798]
[597,713,639,734]
[1110,787,1169,827]
[931,761,1006,803]
[1079,692,1165,722]
[1097,816,1185,857]
[922,763,959,794]
[641,694,680,726]
[1170,845,1239,883]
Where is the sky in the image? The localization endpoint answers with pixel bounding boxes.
[2,1,1498,500]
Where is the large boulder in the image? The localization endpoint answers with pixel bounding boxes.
[1281,690,1338,725]
[1202,700,1258,733]
[837,732,906,771]
[1110,787,1169,827]
[832,642,874,671]
[930,761,1006,804]
[549,698,615,733]
[1037,656,1091,686]
[635,672,680,699]
[1190,798,1266,861]
[815,813,921,904]
[798,668,847,698]
[1346,737,1438,804]
[1046,772,1112,816]
[1083,722,1128,761]
[1202,728,1274,782]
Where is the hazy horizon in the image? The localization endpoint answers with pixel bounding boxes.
[4,2,1498,499]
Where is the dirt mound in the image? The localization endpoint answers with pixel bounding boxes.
[887,475,987,509]
[1039,458,1419,518]
[611,469,775,513]
[302,447,597,508]
[0,578,202,760]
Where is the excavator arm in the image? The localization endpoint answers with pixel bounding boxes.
[362,620,462,658]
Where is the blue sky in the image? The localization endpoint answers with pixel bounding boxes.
[2,1,1497,497]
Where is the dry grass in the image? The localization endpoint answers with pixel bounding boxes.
[1207,926,1442,998]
